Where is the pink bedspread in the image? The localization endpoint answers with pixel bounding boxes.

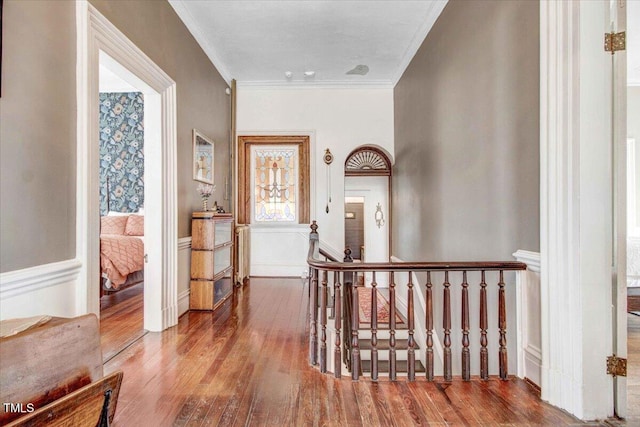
[100,234,144,288]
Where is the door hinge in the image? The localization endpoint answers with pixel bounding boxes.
[606,354,627,377]
[605,31,626,54]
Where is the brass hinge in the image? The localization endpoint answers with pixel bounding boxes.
[605,31,626,54]
[606,355,627,377]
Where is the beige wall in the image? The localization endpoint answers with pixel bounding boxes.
[393,0,540,261]
[0,0,230,273]
[89,0,231,237]
[1,0,77,272]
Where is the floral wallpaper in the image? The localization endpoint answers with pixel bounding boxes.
[99,92,144,215]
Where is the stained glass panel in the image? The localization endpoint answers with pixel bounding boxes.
[253,148,297,222]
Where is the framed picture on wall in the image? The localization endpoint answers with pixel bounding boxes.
[193,129,214,184]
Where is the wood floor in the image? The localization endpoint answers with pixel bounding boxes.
[102,278,605,426]
[100,282,146,362]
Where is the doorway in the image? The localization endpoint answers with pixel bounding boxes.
[344,197,365,261]
[344,146,393,287]
[98,53,147,361]
[77,2,178,334]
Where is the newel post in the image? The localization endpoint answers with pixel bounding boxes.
[308,221,319,365]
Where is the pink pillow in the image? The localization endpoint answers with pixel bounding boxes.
[101,216,128,235]
[125,215,144,236]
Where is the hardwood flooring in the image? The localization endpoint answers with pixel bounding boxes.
[104,278,597,426]
[100,282,146,362]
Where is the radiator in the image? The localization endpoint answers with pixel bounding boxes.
[235,225,250,285]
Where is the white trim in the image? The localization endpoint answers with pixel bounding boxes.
[513,250,541,387]
[178,289,191,317]
[540,0,614,419]
[524,344,543,387]
[512,250,541,273]
[540,0,582,413]
[0,259,82,299]
[613,0,629,417]
[77,2,178,332]
[390,0,448,86]
[167,0,232,84]
[178,237,192,251]
[236,81,394,90]
[177,237,192,317]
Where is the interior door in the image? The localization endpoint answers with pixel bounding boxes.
[612,0,628,418]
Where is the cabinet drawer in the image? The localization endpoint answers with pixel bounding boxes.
[214,221,233,246]
[191,220,215,250]
[190,280,214,310]
[191,250,213,279]
[214,247,231,275]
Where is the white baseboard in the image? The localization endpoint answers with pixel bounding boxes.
[178,237,192,316]
[524,344,542,387]
[178,289,190,316]
[252,264,307,278]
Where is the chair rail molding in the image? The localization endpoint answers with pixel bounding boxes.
[0,259,82,320]
[0,259,82,300]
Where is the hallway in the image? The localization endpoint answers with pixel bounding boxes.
[104,278,594,426]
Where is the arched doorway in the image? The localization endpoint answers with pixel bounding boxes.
[344,146,392,285]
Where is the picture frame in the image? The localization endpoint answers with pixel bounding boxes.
[193,129,214,184]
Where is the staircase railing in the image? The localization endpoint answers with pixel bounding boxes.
[307,220,527,381]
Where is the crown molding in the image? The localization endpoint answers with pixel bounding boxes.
[236,80,394,90]
[391,0,448,86]
[168,0,232,85]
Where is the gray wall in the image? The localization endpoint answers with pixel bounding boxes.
[0,0,231,273]
[393,0,540,261]
[89,0,231,238]
[1,0,77,271]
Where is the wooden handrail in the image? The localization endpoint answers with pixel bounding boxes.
[319,247,338,262]
[307,220,528,382]
[308,222,525,272]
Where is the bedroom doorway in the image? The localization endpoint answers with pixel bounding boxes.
[78,2,178,338]
[98,53,148,361]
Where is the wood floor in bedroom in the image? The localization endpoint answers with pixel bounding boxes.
[103,278,601,426]
[100,282,146,362]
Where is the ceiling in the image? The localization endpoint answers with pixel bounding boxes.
[168,0,447,87]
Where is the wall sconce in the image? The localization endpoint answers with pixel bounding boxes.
[375,203,385,228]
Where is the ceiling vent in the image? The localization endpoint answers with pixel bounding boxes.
[346,65,369,76]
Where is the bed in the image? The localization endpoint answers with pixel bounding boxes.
[100,213,144,292]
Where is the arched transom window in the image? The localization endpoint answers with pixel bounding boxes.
[344,146,391,176]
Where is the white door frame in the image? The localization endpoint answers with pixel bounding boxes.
[612,0,628,417]
[76,1,178,332]
[539,0,617,419]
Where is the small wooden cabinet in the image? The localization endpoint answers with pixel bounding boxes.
[190,212,234,311]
